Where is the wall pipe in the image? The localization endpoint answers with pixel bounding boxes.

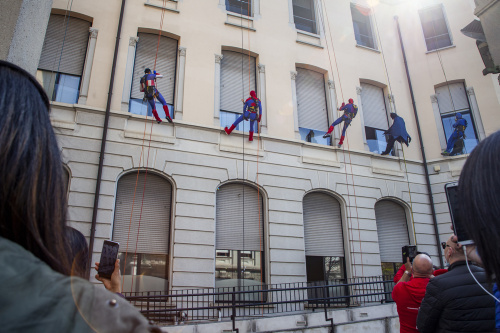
[88,0,127,276]
[394,16,444,268]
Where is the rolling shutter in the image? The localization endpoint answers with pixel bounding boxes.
[38,15,91,76]
[216,183,263,251]
[113,172,172,254]
[375,200,409,263]
[303,192,344,257]
[360,83,389,130]
[220,51,256,113]
[435,83,469,114]
[130,33,178,102]
[296,68,328,131]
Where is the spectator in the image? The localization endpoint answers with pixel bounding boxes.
[392,254,433,333]
[457,130,500,332]
[416,236,495,332]
[66,226,89,279]
[0,60,159,332]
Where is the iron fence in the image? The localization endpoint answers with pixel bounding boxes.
[124,276,395,326]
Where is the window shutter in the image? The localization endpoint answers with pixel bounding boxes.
[216,183,263,251]
[435,83,469,114]
[360,83,388,130]
[38,15,91,76]
[220,51,256,113]
[375,200,409,263]
[113,172,172,254]
[130,33,178,102]
[296,68,328,131]
[303,192,344,257]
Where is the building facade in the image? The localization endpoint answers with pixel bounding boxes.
[29,0,500,292]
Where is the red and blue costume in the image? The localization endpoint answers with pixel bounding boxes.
[442,112,467,156]
[381,113,412,155]
[224,91,262,142]
[323,98,358,148]
[140,68,172,124]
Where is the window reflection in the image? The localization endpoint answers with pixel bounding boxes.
[118,252,168,293]
[299,127,331,146]
[38,70,81,104]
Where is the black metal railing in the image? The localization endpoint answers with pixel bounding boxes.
[124,276,395,325]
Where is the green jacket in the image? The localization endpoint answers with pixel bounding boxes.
[0,236,160,332]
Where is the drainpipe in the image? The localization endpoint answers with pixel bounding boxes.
[88,0,127,276]
[394,16,444,268]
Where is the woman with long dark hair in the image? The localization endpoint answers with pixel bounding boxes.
[0,60,159,332]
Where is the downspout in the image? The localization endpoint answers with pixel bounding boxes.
[88,0,127,276]
[394,16,444,268]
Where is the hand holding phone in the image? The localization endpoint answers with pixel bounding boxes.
[97,240,119,279]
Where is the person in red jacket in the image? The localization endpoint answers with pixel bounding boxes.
[392,254,433,333]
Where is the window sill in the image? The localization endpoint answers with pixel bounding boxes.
[355,44,380,53]
[296,30,323,49]
[425,44,456,54]
[144,0,179,13]
[226,12,255,30]
[225,22,256,31]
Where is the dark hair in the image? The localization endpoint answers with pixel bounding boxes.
[66,227,89,278]
[459,130,500,287]
[0,61,70,275]
[144,68,151,74]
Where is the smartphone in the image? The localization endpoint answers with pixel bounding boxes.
[444,182,473,245]
[402,245,418,264]
[98,240,120,279]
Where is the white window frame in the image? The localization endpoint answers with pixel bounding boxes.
[418,4,454,53]
[219,0,260,18]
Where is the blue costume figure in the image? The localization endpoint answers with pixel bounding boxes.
[323,98,358,148]
[140,68,172,124]
[224,90,262,142]
[442,112,467,156]
[381,113,412,155]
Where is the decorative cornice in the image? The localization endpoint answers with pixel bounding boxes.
[430,94,438,103]
[388,94,395,103]
[258,64,265,73]
[356,86,362,95]
[290,71,297,80]
[215,54,223,63]
[129,36,139,46]
[327,80,335,90]
[178,47,186,57]
[89,27,99,38]
[466,87,475,96]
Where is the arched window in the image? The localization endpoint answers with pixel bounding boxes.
[215,183,264,294]
[375,200,410,277]
[113,172,172,292]
[303,192,346,284]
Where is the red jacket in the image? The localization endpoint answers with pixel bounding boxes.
[392,277,430,333]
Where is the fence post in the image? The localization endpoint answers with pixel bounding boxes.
[231,287,239,333]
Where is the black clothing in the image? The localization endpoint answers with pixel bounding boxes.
[416,261,495,333]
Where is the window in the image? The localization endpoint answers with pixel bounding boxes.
[226,0,252,16]
[435,83,479,155]
[303,192,347,305]
[215,183,264,301]
[129,33,177,118]
[360,83,390,154]
[375,200,409,277]
[351,5,376,49]
[296,68,330,145]
[113,172,172,292]
[220,51,257,131]
[419,5,452,51]
[292,0,317,34]
[37,15,91,103]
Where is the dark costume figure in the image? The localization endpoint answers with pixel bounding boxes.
[224,90,262,141]
[140,68,172,124]
[323,98,358,148]
[442,112,467,156]
[381,113,411,155]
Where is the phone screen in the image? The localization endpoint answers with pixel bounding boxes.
[98,240,119,279]
[445,182,473,245]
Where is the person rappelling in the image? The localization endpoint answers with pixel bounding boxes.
[323,98,358,148]
[140,68,173,124]
[441,112,467,156]
[381,113,412,155]
[224,90,262,142]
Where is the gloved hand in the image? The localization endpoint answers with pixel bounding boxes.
[341,102,345,107]
[258,114,262,122]
[153,70,156,74]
